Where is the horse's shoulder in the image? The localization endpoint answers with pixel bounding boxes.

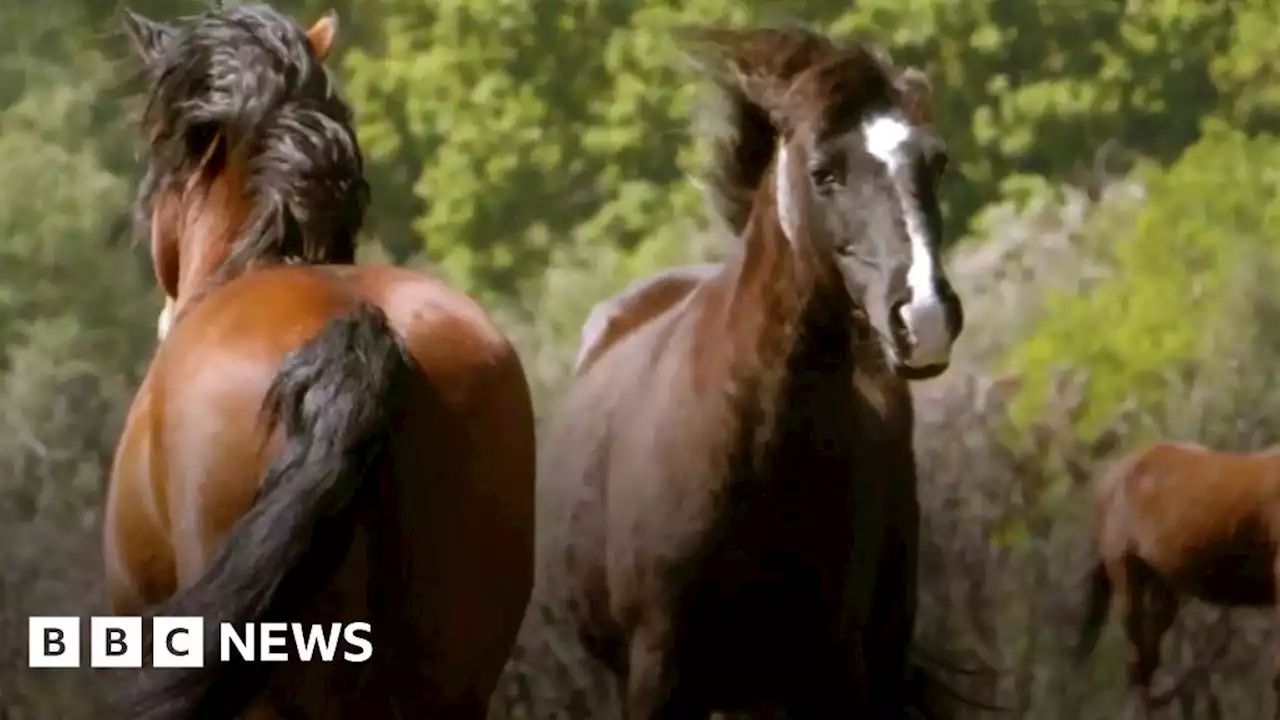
[573,263,720,375]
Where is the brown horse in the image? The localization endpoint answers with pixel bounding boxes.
[537,26,964,718]
[1077,440,1279,717]
[105,5,536,719]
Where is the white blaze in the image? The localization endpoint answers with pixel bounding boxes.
[157,297,174,341]
[861,113,952,368]
[774,143,801,245]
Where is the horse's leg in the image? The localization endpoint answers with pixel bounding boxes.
[865,495,919,713]
[623,619,704,720]
[240,700,285,719]
[1272,650,1280,720]
[1273,562,1280,720]
[1118,557,1157,718]
[375,376,536,720]
[781,660,865,719]
[1143,581,1179,715]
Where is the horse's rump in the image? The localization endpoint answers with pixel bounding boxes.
[111,265,537,718]
[115,293,416,718]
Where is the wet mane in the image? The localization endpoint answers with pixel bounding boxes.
[132,3,368,283]
[684,26,900,234]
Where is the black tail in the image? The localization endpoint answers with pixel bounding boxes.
[114,302,416,719]
[1075,560,1113,664]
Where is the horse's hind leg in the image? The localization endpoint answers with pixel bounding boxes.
[1143,579,1179,715]
[1274,640,1280,720]
[1118,556,1174,719]
[1271,560,1280,720]
[1146,580,1178,642]
[1115,557,1151,717]
[375,407,535,718]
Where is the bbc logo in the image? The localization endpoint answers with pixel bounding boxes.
[29,616,202,669]
[29,616,373,667]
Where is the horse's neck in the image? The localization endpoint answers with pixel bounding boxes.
[723,199,914,459]
[175,237,226,294]
[717,213,853,460]
[727,200,845,360]
[170,166,255,308]
[170,228,280,325]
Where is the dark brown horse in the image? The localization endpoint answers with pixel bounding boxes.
[105,5,536,718]
[1077,441,1277,717]
[538,26,964,718]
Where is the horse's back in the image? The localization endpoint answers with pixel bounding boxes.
[149,262,532,519]
[572,263,719,375]
[1098,441,1280,593]
[167,263,527,412]
[1101,440,1278,504]
[548,271,728,504]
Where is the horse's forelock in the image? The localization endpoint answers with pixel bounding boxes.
[791,46,899,138]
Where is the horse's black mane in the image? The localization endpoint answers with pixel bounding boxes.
[698,77,776,237]
[132,2,368,277]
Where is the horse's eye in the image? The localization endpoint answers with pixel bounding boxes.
[809,165,840,190]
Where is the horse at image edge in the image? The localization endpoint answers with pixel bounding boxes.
[1077,440,1280,718]
[103,5,536,718]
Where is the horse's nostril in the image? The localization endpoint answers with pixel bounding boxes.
[888,301,912,350]
[931,281,964,339]
[945,295,964,338]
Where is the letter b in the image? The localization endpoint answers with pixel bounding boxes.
[91,616,142,668]
[28,617,80,668]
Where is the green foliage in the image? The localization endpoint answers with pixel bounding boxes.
[337,0,1272,307]
[0,27,154,369]
[1007,121,1280,439]
[339,0,753,296]
[1211,0,1280,125]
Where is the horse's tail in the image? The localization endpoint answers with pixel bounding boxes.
[1075,560,1113,664]
[115,302,416,720]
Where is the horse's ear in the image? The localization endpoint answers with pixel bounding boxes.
[122,9,175,67]
[896,67,934,125]
[305,10,339,60]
